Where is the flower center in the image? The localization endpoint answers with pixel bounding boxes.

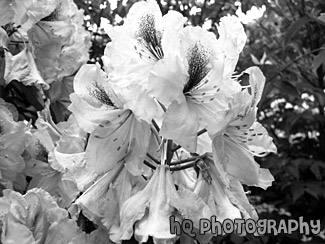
[183,42,212,93]
[136,13,164,61]
[41,3,63,21]
[34,140,49,162]
[88,81,116,108]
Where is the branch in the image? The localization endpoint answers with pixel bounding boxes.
[146,153,160,164]
[268,47,325,83]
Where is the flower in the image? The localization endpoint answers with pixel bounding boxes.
[24,103,95,207]
[4,47,49,90]
[216,15,247,79]
[193,154,258,223]
[119,165,212,244]
[149,25,229,152]
[72,162,146,243]
[69,64,156,175]
[0,188,83,244]
[103,0,185,81]
[27,0,91,85]
[0,0,58,31]
[0,101,32,190]
[212,67,277,189]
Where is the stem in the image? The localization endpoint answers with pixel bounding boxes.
[146,153,160,164]
[169,153,207,166]
[169,161,197,171]
[151,119,160,132]
[143,160,156,170]
[268,47,325,83]
[166,139,174,165]
[150,124,161,145]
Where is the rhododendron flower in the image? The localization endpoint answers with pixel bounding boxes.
[69,64,157,175]
[103,0,185,81]
[213,67,276,189]
[149,26,230,152]
[0,0,58,31]
[192,154,258,236]
[0,27,8,49]
[27,0,90,84]
[72,162,146,243]
[0,188,84,244]
[216,15,247,79]
[119,165,212,244]
[24,104,94,207]
[0,102,32,189]
[4,47,49,89]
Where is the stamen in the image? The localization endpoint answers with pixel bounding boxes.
[183,42,212,93]
[136,13,164,61]
[34,140,49,162]
[88,81,116,108]
[41,3,63,21]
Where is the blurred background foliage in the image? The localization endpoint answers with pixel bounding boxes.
[1,0,325,243]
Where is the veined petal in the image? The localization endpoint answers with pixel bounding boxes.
[0,0,15,26]
[111,81,163,123]
[160,101,199,152]
[74,162,124,225]
[0,27,8,49]
[243,121,277,156]
[217,15,246,79]
[213,135,274,189]
[149,55,187,106]
[69,93,123,133]
[242,66,265,108]
[226,176,258,219]
[124,0,162,37]
[4,47,49,89]
[85,110,151,174]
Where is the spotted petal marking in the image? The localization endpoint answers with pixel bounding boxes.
[41,2,63,21]
[226,121,277,157]
[183,42,212,94]
[87,81,117,109]
[135,12,163,62]
[85,110,133,173]
[183,42,223,104]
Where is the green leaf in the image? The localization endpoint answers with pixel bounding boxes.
[284,16,311,47]
[312,49,325,73]
[273,80,300,98]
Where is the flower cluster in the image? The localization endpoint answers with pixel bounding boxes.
[0,0,276,243]
[0,0,91,121]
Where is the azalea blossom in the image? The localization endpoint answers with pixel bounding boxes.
[27,0,91,85]
[149,25,231,152]
[194,154,258,223]
[72,162,146,243]
[4,46,49,90]
[0,100,32,190]
[0,188,86,244]
[24,103,95,207]
[69,64,158,175]
[103,0,186,82]
[212,67,277,189]
[118,165,212,244]
[0,0,58,31]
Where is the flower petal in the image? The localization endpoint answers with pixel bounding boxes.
[160,101,199,152]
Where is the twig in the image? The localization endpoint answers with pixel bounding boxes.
[146,153,160,164]
[268,47,325,83]
[143,160,156,170]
